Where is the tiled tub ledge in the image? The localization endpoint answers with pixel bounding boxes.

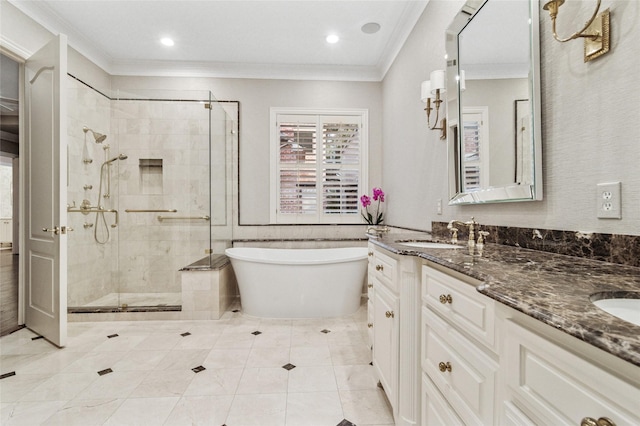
[180,254,239,320]
[370,232,640,368]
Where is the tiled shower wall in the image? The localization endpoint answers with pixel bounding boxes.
[112,98,212,296]
[67,77,115,306]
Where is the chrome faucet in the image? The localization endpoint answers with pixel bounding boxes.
[447,217,483,255]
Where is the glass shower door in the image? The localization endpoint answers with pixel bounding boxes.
[113,90,214,309]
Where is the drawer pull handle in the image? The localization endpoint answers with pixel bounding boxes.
[367,284,373,289]
[581,418,616,426]
[375,265,384,271]
[367,323,373,328]
[385,311,395,319]
[368,251,374,257]
[438,361,452,372]
[439,294,453,304]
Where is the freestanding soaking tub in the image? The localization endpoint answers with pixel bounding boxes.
[225,247,368,318]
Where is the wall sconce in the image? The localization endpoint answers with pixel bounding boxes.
[542,0,610,62]
[421,70,446,140]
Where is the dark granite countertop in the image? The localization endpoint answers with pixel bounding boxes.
[369,232,640,368]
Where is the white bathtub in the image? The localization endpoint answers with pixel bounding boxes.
[225,247,368,318]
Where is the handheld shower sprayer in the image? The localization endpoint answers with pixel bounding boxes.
[94,152,127,244]
[83,126,107,143]
[105,154,128,164]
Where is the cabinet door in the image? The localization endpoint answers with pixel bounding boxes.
[367,299,374,349]
[373,280,399,409]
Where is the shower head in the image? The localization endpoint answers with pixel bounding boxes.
[105,154,128,164]
[83,126,107,143]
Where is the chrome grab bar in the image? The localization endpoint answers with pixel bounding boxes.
[125,209,178,213]
[157,215,210,222]
[67,207,119,228]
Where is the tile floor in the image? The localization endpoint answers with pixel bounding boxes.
[0,302,394,425]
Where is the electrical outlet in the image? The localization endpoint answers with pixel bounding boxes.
[436,199,442,215]
[597,182,621,219]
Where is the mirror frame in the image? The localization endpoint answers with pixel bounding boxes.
[446,0,543,205]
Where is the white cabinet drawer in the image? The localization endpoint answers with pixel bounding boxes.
[422,372,464,426]
[502,401,536,426]
[504,320,640,425]
[422,307,497,425]
[372,250,398,293]
[422,265,494,348]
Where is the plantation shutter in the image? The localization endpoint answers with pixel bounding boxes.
[277,117,318,217]
[273,111,365,224]
[321,116,360,217]
[462,112,483,192]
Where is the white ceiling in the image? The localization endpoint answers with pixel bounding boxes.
[10,0,429,81]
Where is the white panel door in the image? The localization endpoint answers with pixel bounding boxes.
[24,34,68,347]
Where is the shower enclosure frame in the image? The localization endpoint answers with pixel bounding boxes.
[66,79,233,313]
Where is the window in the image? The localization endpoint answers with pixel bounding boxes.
[270,108,368,224]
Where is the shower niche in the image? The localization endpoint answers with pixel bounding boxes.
[66,82,235,312]
[139,158,163,195]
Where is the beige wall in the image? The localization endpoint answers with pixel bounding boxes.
[383,0,640,236]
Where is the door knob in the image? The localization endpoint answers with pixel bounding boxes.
[385,311,394,318]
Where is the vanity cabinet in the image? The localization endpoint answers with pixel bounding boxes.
[420,262,640,426]
[368,244,421,425]
[421,265,498,425]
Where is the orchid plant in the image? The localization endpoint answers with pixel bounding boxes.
[361,187,385,225]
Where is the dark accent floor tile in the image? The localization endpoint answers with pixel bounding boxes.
[321,329,331,334]
[251,331,262,336]
[0,371,16,379]
[97,368,113,376]
[337,420,356,426]
[282,363,296,371]
[107,334,119,339]
[181,332,191,337]
[192,365,206,373]
[31,335,44,340]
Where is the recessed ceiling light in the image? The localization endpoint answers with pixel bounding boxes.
[160,37,175,47]
[361,22,381,34]
[326,34,340,44]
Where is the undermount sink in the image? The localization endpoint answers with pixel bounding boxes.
[396,241,461,249]
[592,294,640,327]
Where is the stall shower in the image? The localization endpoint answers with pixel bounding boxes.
[67,76,234,312]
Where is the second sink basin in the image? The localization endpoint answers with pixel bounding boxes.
[396,241,461,249]
[592,294,640,327]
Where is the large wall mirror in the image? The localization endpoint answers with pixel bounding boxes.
[446,0,543,204]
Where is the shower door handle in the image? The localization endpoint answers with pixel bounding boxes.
[42,226,61,235]
[42,226,73,235]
